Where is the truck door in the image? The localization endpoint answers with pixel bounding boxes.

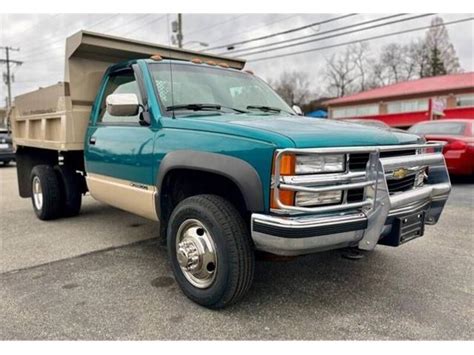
[84,65,158,221]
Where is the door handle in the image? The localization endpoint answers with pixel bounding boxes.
[89,136,96,145]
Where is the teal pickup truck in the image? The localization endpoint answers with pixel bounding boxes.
[11,31,451,308]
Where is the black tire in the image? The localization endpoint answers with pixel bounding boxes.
[55,166,82,217]
[3,160,10,166]
[30,165,63,220]
[167,194,254,309]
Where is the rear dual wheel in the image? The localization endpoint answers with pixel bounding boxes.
[31,165,62,220]
[30,165,82,220]
[167,194,255,309]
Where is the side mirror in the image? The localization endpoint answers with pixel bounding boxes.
[106,93,139,116]
[292,105,303,116]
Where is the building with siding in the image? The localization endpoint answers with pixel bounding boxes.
[324,72,474,128]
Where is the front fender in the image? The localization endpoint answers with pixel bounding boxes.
[156,150,264,214]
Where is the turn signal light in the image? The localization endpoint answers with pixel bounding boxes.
[271,189,294,209]
[271,153,296,209]
[277,153,296,176]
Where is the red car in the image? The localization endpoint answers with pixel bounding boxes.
[408,119,474,176]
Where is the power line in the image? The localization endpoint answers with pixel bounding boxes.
[17,14,114,53]
[231,13,435,58]
[100,13,152,34]
[20,14,165,61]
[219,13,407,56]
[185,14,247,39]
[247,16,474,63]
[21,14,150,58]
[205,14,300,50]
[117,14,168,36]
[87,13,123,31]
[19,14,168,63]
[207,13,357,51]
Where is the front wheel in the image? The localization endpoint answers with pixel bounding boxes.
[167,194,254,309]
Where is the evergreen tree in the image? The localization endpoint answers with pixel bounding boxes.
[421,16,461,77]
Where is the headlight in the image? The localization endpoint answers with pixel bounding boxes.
[295,154,345,174]
[295,190,342,207]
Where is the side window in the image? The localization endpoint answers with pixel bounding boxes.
[98,69,141,124]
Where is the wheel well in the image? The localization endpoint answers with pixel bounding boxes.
[159,169,250,229]
[15,146,86,198]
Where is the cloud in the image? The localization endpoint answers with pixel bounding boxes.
[1,13,472,101]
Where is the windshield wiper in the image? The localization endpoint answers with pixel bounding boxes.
[166,103,247,114]
[247,105,297,115]
[246,105,282,113]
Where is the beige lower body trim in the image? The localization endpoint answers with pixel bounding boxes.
[86,173,158,221]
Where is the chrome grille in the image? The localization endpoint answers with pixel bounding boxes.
[347,188,364,203]
[349,150,417,171]
[387,174,416,193]
[272,143,443,214]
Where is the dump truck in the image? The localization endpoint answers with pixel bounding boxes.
[11,31,452,308]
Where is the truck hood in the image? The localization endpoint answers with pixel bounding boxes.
[178,114,420,148]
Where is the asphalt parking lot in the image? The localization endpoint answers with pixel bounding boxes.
[1,164,473,340]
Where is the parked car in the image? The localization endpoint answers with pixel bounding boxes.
[0,127,15,165]
[408,119,474,176]
[11,31,451,309]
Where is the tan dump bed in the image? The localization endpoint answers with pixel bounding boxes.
[12,30,246,151]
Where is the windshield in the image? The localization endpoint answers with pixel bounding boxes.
[149,62,294,116]
[408,122,466,136]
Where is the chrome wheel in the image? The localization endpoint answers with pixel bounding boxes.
[32,176,43,210]
[175,219,217,289]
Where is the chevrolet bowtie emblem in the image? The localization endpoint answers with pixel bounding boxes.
[392,168,409,180]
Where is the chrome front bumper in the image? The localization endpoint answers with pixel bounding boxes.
[251,143,451,256]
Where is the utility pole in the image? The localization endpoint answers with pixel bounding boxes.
[0,46,22,128]
[171,14,183,48]
[177,14,183,48]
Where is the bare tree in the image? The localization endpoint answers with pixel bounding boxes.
[320,16,463,95]
[324,47,359,97]
[371,42,425,86]
[381,43,405,83]
[367,62,391,88]
[368,38,437,87]
[351,42,372,92]
[405,40,426,79]
[270,71,312,106]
